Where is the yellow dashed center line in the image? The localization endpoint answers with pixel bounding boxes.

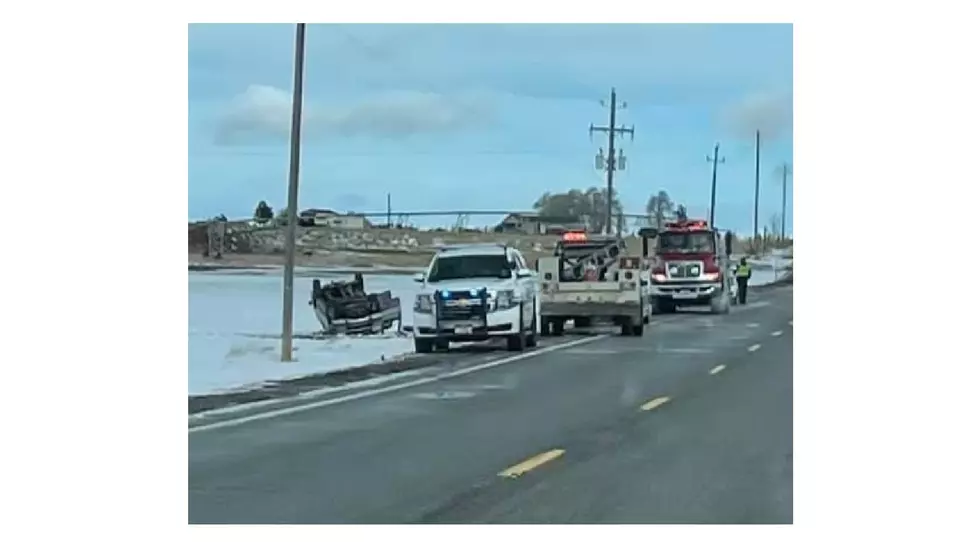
[748,344,762,352]
[771,330,783,337]
[709,364,726,375]
[498,449,566,479]
[639,396,672,411]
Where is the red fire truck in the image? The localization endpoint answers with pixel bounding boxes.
[638,219,736,314]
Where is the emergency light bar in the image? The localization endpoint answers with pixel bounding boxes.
[561,231,588,241]
[664,219,709,231]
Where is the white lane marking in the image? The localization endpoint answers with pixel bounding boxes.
[709,364,726,375]
[746,323,760,328]
[748,344,762,352]
[658,347,714,354]
[771,330,783,337]
[190,335,608,434]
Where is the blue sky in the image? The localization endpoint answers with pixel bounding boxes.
[188,23,793,235]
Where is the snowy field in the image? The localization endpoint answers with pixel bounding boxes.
[189,271,419,396]
[189,265,790,397]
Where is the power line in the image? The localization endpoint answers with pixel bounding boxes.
[589,87,635,236]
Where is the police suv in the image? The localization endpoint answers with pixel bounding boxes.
[411,243,541,354]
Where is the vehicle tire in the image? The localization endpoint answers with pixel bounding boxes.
[434,338,450,352]
[550,317,565,336]
[573,317,592,328]
[525,301,539,348]
[632,323,645,336]
[414,338,434,354]
[656,298,677,314]
[620,322,634,336]
[507,303,527,351]
[710,294,730,315]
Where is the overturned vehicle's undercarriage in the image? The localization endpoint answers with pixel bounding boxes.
[309,273,402,336]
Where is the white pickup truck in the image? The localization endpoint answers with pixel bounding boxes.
[536,233,651,337]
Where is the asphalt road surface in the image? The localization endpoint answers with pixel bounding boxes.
[189,287,793,524]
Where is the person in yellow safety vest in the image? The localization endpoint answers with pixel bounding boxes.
[735,257,752,305]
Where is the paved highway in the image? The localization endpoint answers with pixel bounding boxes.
[189,287,793,524]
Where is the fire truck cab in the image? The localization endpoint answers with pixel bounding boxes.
[536,230,651,336]
[639,219,736,314]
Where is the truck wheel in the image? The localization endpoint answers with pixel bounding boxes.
[434,338,450,352]
[549,318,565,336]
[632,323,645,336]
[620,322,634,336]
[414,338,434,354]
[506,333,525,351]
[710,294,730,315]
[657,298,677,313]
[525,302,539,347]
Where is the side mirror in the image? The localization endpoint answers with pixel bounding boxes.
[724,231,734,257]
[516,269,534,279]
[413,273,426,283]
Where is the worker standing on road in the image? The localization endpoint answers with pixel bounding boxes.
[735,257,752,305]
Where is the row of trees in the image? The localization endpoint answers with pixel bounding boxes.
[532,187,688,233]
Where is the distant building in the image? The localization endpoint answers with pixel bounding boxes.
[301,209,371,230]
[495,212,583,235]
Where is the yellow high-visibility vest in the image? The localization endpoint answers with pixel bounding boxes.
[735,264,751,278]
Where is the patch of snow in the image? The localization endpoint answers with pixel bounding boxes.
[189,272,420,396]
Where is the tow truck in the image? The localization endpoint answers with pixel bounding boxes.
[536,231,651,336]
[638,219,736,314]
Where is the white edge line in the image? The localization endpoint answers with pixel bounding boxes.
[187,369,427,421]
[189,334,608,434]
[771,330,784,336]
[748,343,762,352]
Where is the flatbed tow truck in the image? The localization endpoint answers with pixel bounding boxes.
[536,231,651,336]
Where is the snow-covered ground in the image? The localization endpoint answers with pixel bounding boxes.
[189,264,790,397]
[188,272,420,396]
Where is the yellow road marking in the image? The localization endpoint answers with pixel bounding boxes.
[709,364,726,375]
[498,449,566,479]
[771,330,783,337]
[748,344,762,352]
[639,396,672,411]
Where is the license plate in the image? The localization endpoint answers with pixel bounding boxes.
[673,291,698,299]
[454,326,473,334]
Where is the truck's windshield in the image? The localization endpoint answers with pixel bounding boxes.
[658,232,715,254]
[427,254,512,282]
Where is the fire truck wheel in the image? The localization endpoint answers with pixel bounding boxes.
[710,294,730,315]
[414,338,434,354]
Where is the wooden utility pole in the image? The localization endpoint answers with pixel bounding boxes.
[706,143,725,229]
[753,129,761,243]
[780,163,792,240]
[280,23,306,362]
[590,87,634,236]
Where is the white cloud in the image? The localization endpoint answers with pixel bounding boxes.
[213,85,494,145]
[721,91,794,140]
